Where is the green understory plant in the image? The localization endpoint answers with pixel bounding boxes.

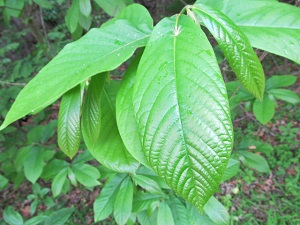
[1,0,300,224]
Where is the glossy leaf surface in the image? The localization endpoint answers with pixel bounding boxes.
[116,51,149,167]
[88,81,139,173]
[57,85,81,159]
[133,15,233,211]
[198,0,300,64]
[0,4,153,130]
[81,73,107,149]
[193,4,265,100]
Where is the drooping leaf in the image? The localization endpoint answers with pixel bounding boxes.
[79,0,91,16]
[0,4,153,130]
[193,3,265,100]
[33,0,53,9]
[113,176,134,225]
[198,0,300,64]
[72,163,101,187]
[116,51,150,167]
[94,0,126,16]
[3,206,24,225]
[253,94,275,124]
[157,201,175,225]
[57,85,81,159]
[52,168,68,197]
[133,15,233,211]
[65,0,79,33]
[268,89,300,104]
[266,75,297,90]
[94,174,126,222]
[203,196,230,225]
[81,73,107,149]
[24,146,46,183]
[238,151,270,173]
[88,81,139,173]
[167,197,189,225]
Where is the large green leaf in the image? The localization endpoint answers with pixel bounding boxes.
[0,4,153,130]
[133,15,233,211]
[81,73,107,149]
[198,0,300,64]
[88,81,139,173]
[57,85,81,159]
[113,176,134,225]
[94,174,126,222]
[192,4,265,100]
[116,51,149,167]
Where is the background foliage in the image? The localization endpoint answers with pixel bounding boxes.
[0,0,300,224]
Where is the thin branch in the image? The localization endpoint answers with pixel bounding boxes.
[0,81,26,86]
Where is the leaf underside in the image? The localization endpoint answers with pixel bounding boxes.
[133,15,233,211]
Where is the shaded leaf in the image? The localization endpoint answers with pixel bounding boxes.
[157,201,175,225]
[253,94,275,124]
[24,146,46,183]
[168,197,189,225]
[52,168,68,197]
[133,15,233,211]
[57,85,81,158]
[116,51,149,167]
[268,89,300,104]
[266,75,297,90]
[132,174,162,194]
[238,151,270,173]
[203,196,229,225]
[94,0,126,16]
[193,3,265,99]
[72,163,101,187]
[113,176,134,225]
[82,73,107,149]
[44,207,74,225]
[79,0,91,16]
[3,206,23,225]
[221,158,239,182]
[94,174,126,222]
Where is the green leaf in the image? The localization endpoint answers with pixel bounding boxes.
[3,206,23,225]
[57,85,81,159]
[157,201,175,225]
[193,3,265,100]
[81,73,106,149]
[24,146,46,183]
[133,15,233,211]
[167,197,189,225]
[237,139,274,154]
[79,14,92,30]
[238,151,270,173]
[268,89,300,104]
[65,0,79,33]
[0,4,153,130]
[52,168,68,197]
[72,163,101,187]
[0,174,9,190]
[203,196,229,225]
[41,159,69,180]
[88,81,139,173]
[95,0,126,16]
[137,210,158,225]
[116,51,149,167]
[266,75,297,90]
[24,215,49,225]
[94,173,126,222]
[73,150,94,164]
[132,192,163,213]
[253,94,275,124]
[44,207,74,225]
[113,176,134,225]
[79,0,91,16]
[33,0,53,9]
[221,158,239,182]
[132,174,162,194]
[201,0,300,64]
[15,146,31,172]
[4,0,24,18]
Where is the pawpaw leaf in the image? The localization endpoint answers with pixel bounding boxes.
[133,15,233,211]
